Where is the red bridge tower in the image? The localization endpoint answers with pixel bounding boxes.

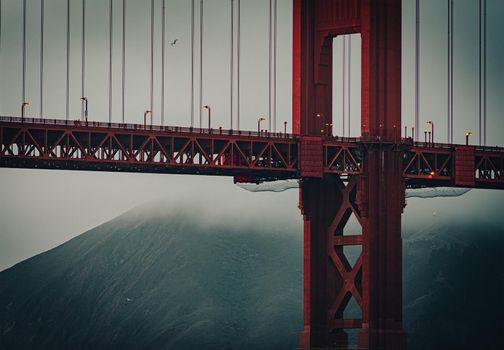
[293,0,407,349]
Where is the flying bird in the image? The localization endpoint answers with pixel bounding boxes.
[170,39,178,46]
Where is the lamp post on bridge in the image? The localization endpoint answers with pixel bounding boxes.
[465,131,473,145]
[144,110,152,129]
[258,117,266,134]
[80,97,89,123]
[284,121,288,135]
[427,120,434,144]
[203,105,211,129]
[21,102,29,122]
[424,130,427,143]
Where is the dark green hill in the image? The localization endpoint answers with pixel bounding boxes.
[0,205,303,350]
[0,202,502,349]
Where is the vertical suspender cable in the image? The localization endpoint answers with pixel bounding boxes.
[449,0,454,143]
[199,0,203,127]
[66,0,70,120]
[348,35,351,137]
[342,36,346,137]
[40,0,44,118]
[191,0,195,127]
[273,0,277,132]
[237,0,240,130]
[268,0,272,132]
[122,0,126,123]
[22,0,26,105]
[479,0,487,146]
[450,0,454,143]
[150,0,154,122]
[447,0,451,143]
[161,0,165,125]
[82,0,86,106]
[483,0,486,146]
[0,1,2,113]
[230,0,234,129]
[109,0,113,122]
[0,0,2,54]
[479,0,481,145]
[415,0,420,141]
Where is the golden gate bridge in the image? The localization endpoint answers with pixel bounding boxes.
[0,0,503,349]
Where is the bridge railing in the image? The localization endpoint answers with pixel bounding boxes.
[0,116,296,140]
[2,115,503,153]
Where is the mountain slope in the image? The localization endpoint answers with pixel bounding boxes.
[0,202,503,349]
[0,205,303,350]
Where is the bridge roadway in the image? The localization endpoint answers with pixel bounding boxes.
[0,116,503,189]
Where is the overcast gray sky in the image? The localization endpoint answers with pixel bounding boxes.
[0,0,503,271]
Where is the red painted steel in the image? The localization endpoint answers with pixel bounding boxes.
[0,2,504,348]
[1,116,503,189]
[300,137,324,178]
[0,117,298,179]
[455,146,476,186]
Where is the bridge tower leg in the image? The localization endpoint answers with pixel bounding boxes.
[294,0,407,348]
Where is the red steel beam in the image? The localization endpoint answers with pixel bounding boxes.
[0,117,298,179]
[1,117,503,189]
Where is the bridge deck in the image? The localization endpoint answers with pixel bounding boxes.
[1,117,503,189]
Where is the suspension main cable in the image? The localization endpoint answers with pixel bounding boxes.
[122,0,126,123]
[199,0,203,128]
[40,0,45,118]
[109,0,113,122]
[66,0,70,120]
[230,0,234,129]
[150,0,154,122]
[22,0,26,105]
[161,0,166,126]
[237,0,240,130]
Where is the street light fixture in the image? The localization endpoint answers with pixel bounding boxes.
[284,121,288,135]
[80,97,89,122]
[203,105,211,129]
[465,131,473,145]
[21,102,29,122]
[427,120,434,144]
[424,130,427,143]
[258,117,266,134]
[144,110,152,128]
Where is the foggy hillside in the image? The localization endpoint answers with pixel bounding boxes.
[0,200,503,350]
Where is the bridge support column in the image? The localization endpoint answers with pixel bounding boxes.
[299,175,363,349]
[299,150,407,349]
[357,148,407,350]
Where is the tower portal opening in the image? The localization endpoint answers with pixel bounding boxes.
[332,34,361,138]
